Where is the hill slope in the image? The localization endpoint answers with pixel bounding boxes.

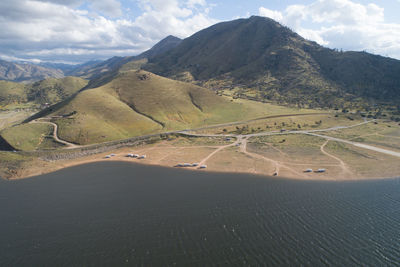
[0,77,88,107]
[145,16,400,108]
[0,60,64,83]
[20,69,293,145]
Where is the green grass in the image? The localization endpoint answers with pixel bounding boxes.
[323,121,400,151]
[1,123,53,151]
[37,136,66,150]
[52,85,163,145]
[27,76,88,105]
[0,81,27,107]
[0,76,87,108]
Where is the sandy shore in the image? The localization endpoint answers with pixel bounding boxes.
[5,138,400,181]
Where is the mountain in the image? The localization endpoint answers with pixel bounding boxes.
[66,56,126,79]
[37,62,78,73]
[0,59,64,83]
[68,36,182,79]
[145,16,400,108]
[0,77,88,107]
[135,35,182,60]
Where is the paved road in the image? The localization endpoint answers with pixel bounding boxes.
[306,132,400,158]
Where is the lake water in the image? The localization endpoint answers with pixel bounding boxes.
[0,162,399,266]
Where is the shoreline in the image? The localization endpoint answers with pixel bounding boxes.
[3,153,399,182]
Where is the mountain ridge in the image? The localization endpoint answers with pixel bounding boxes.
[0,59,64,83]
[144,16,400,109]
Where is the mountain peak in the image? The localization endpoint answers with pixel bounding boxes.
[144,16,400,107]
[139,35,182,60]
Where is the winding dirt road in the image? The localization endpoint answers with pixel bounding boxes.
[31,120,79,149]
[320,140,353,177]
[179,119,399,177]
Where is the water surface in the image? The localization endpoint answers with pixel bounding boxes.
[0,162,399,266]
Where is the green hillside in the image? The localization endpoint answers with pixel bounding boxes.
[0,76,88,108]
[14,69,311,146]
[26,76,88,105]
[31,70,251,145]
[145,16,400,109]
[0,81,27,107]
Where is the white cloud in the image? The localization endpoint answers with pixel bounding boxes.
[187,0,207,8]
[0,0,216,63]
[259,0,400,59]
[258,7,283,22]
[89,0,122,17]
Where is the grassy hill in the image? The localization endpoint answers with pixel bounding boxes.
[144,16,400,110]
[0,81,27,107]
[0,76,88,108]
[12,69,312,146]
[26,76,88,105]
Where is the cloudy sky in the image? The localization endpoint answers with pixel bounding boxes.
[1,0,399,64]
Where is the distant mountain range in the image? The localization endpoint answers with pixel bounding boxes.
[0,59,64,83]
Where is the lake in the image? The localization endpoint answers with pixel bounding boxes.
[0,162,399,266]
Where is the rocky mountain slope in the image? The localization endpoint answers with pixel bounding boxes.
[0,60,64,83]
[144,16,400,108]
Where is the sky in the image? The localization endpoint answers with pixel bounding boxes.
[1,0,400,64]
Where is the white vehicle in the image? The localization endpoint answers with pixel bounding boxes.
[183,163,191,167]
[304,169,313,173]
[317,168,326,173]
[192,163,199,167]
[105,155,111,159]
[138,155,146,159]
[199,165,207,169]
[110,154,116,157]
